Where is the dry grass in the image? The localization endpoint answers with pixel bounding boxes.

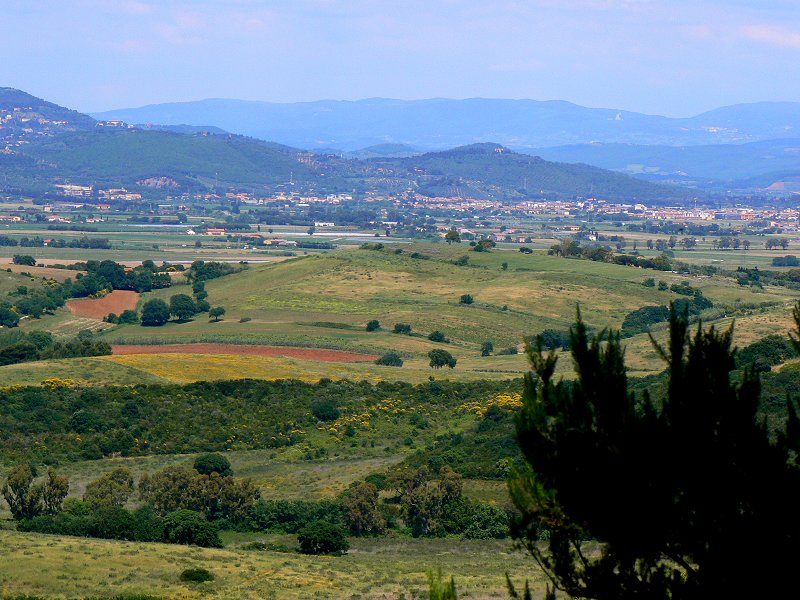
[0,530,549,600]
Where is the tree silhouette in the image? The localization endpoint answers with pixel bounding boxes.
[510,304,800,599]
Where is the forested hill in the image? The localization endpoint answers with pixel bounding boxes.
[12,130,694,201]
[1,88,697,202]
[358,143,696,201]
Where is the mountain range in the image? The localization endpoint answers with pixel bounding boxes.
[92,97,800,151]
[2,87,797,199]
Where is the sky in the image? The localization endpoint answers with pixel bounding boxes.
[1,0,799,116]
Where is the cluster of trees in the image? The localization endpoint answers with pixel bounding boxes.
[7,452,509,555]
[0,235,111,249]
[548,240,675,272]
[765,238,790,250]
[0,329,110,367]
[140,292,222,326]
[621,288,712,337]
[15,461,227,548]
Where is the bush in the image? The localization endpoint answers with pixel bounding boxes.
[459,294,474,304]
[497,346,519,355]
[428,349,457,369]
[642,278,656,287]
[161,509,222,548]
[365,319,380,332]
[375,352,403,367]
[428,330,448,343]
[393,323,412,334]
[480,341,494,357]
[297,520,349,555]
[312,399,341,422]
[180,568,215,583]
[537,329,572,351]
[193,453,232,477]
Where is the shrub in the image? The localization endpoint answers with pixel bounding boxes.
[193,453,232,477]
[459,294,474,304]
[480,341,494,357]
[428,349,457,369]
[180,568,215,583]
[375,352,403,367]
[393,323,412,334]
[497,346,519,355]
[657,281,669,291]
[642,278,656,287]
[312,399,341,422]
[365,319,380,332]
[297,520,349,555]
[428,330,448,343]
[161,509,223,548]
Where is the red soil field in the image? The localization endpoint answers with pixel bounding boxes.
[67,290,140,319]
[111,343,378,362]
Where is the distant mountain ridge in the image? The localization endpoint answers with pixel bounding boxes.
[91,97,800,150]
[531,138,800,188]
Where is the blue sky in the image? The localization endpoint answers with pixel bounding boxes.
[2,0,798,116]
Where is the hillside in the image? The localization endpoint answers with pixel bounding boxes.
[20,129,320,189]
[0,87,95,146]
[92,97,800,150]
[362,143,696,201]
[11,126,688,201]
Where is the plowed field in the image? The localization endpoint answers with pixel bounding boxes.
[67,290,140,319]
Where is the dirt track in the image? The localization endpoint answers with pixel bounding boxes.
[111,343,377,362]
[67,290,140,319]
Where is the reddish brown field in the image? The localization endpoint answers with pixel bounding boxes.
[111,343,377,362]
[67,290,140,319]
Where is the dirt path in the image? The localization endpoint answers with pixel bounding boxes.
[67,290,140,319]
[111,343,377,362]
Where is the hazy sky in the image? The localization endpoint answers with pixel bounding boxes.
[2,0,798,116]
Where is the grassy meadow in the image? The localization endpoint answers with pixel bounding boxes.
[0,530,547,600]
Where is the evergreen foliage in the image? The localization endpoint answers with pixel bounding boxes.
[510,305,800,599]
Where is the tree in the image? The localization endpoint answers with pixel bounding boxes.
[2,464,43,520]
[365,319,380,332]
[169,294,198,322]
[480,341,494,357]
[140,299,170,326]
[428,330,448,343]
[459,294,474,305]
[445,228,461,244]
[428,349,456,369]
[341,482,384,536]
[509,306,800,599]
[375,352,403,367]
[194,453,232,477]
[208,306,226,322]
[84,468,134,508]
[298,520,350,555]
[41,469,69,514]
[118,309,138,324]
[161,509,222,548]
[12,254,36,266]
